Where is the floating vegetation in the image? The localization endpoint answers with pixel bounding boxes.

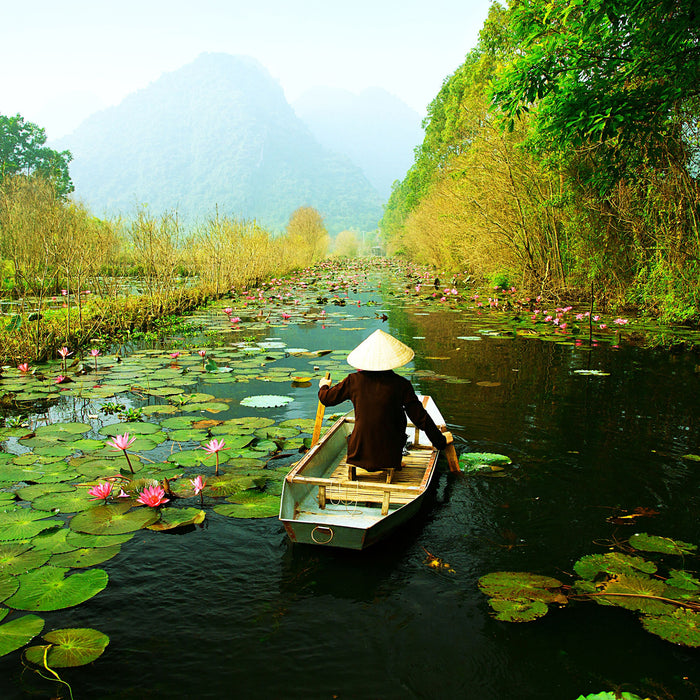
[459,452,512,475]
[24,627,110,667]
[479,533,700,647]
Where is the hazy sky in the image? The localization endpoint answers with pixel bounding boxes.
[2,0,494,140]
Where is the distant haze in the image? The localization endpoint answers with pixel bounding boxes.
[58,54,390,234]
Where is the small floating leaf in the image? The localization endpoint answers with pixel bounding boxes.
[214,491,279,518]
[640,608,700,647]
[628,533,697,556]
[69,502,158,535]
[147,507,205,531]
[487,597,549,622]
[5,566,109,611]
[240,394,294,408]
[24,627,109,667]
[0,614,44,658]
[49,544,121,568]
[574,552,657,580]
[478,571,565,603]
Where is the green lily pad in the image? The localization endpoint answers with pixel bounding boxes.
[32,489,94,514]
[628,533,697,556]
[147,507,206,531]
[169,429,210,442]
[16,484,74,501]
[0,614,45,658]
[640,608,700,647]
[160,417,197,430]
[49,544,121,568]
[69,502,158,535]
[204,474,262,498]
[65,531,135,548]
[574,552,657,580]
[214,491,279,518]
[0,543,51,575]
[478,571,565,603]
[487,597,549,622]
[0,510,62,541]
[5,566,109,611]
[24,627,110,667]
[99,422,160,437]
[30,527,79,554]
[596,573,675,615]
[240,395,294,408]
[459,452,512,473]
[576,693,647,700]
[0,574,20,603]
[33,423,91,439]
[666,569,700,591]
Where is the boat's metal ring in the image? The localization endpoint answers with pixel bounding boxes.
[311,526,334,544]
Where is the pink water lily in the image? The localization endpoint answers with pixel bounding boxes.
[18,363,30,373]
[230,316,241,324]
[281,312,291,319]
[169,351,180,359]
[191,475,206,505]
[106,433,137,473]
[198,349,206,358]
[203,438,227,476]
[88,481,113,501]
[223,307,233,316]
[136,484,169,508]
[58,346,72,371]
[90,348,101,371]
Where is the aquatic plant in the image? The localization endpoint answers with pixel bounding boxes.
[202,438,226,476]
[478,533,700,647]
[87,482,113,502]
[136,484,169,508]
[90,348,100,371]
[106,433,137,474]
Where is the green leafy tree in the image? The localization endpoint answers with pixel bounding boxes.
[0,114,73,197]
[491,0,700,179]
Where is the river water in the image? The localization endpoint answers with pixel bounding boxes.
[2,264,699,699]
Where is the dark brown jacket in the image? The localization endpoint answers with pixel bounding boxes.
[318,370,447,471]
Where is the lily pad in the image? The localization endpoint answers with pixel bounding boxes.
[49,544,121,568]
[640,608,700,647]
[69,502,158,535]
[214,491,280,518]
[0,510,62,541]
[33,423,91,439]
[240,395,294,408]
[0,614,45,658]
[147,507,206,531]
[574,552,657,580]
[460,453,512,472]
[24,627,110,667]
[478,571,565,603]
[5,566,109,611]
[0,543,51,575]
[32,488,94,514]
[487,597,549,622]
[628,533,697,556]
[65,531,135,548]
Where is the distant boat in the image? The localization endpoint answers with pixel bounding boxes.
[279,395,447,550]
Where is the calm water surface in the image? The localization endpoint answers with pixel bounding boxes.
[2,270,699,699]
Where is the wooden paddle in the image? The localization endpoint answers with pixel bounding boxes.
[442,431,461,473]
[311,372,331,447]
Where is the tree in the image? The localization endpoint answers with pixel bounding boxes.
[333,230,360,258]
[286,206,329,263]
[0,114,73,197]
[491,0,700,178]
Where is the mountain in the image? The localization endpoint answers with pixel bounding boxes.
[57,53,383,234]
[293,87,424,200]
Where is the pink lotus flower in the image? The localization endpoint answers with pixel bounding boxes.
[203,438,227,476]
[281,312,291,319]
[169,351,180,359]
[58,347,72,359]
[18,363,30,373]
[230,316,241,324]
[190,475,206,494]
[90,348,100,370]
[136,484,169,508]
[88,481,113,501]
[223,307,233,316]
[198,349,206,358]
[55,374,66,384]
[106,433,137,474]
[613,318,629,325]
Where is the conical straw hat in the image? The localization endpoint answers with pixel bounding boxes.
[346,329,415,371]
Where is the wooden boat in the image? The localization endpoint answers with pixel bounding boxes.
[279,395,447,550]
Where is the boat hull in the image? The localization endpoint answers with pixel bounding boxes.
[279,395,444,550]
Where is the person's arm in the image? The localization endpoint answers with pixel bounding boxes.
[318,374,352,407]
[404,390,448,450]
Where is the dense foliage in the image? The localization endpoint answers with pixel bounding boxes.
[381,1,700,322]
[0,115,73,198]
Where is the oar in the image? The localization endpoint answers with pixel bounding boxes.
[311,372,331,447]
[442,431,461,473]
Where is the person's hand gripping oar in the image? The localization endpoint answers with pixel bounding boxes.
[312,372,331,447]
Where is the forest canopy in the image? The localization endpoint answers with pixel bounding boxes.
[380,0,700,322]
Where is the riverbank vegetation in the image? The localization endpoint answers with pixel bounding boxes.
[0,171,329,365]
[381,0,700,324]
